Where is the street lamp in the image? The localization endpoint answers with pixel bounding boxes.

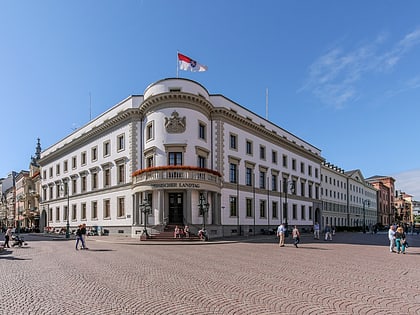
[198,194,209,231]
[60,182,70,239]
[139,198,151,238]
[362,199,370,234]
[283,180,295,231]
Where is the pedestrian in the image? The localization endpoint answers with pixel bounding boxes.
[314,222,320,239]
[388,225,396,253]
[395,226,406,254]
[324,224,332,241]
[3,226,12,248]
[184,225,190,238]
[81,223,88,249]
[277,223,285,247]
[75,225,84,250]
[292,225,300,248]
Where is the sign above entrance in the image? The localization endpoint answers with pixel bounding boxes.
[151,182,200,189]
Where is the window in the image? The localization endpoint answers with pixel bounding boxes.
[230,196,237,217]
[92,201,98,219]
[103,199,111,219]
[48,207,53,222]
[92,172,98,190]
[146,156,154,168]
[272,150,277,164]
[56,164,60,176]
[308,183,313,198]
[117,197,125,217]
[64,160,68,173]
[72,204,77,221]
[309,206,313,220]
[230,133,237,150]
[260,145,266,160]
[92,147,98,162]
[259,171,266,189]
[301,205,306,220]
[246,140,253,155]
[282,155,288,168]
[198,156,206,168]
[230,164,238,183]
[81,203,87,220]
[292,159,296,170]
[199,122,206,140]
[308,165,312,176]
[292,204,297,219]
[117,163,125,184]
[72,178,77,195]
[260,200,266,218]
[246,198,253,217]
[300,162,305,174]
[103,141,110,157]
[272,174,277,191]
[49,167,53,178]
[104,168,111,187]
[63,206,68,221]
[81,175,87,192]
[56,207,60,222]
[301,182,305,197]
[81,152,87,165]
[72,156,77,169]
[315,168,319,178]
[43,170,46,180]
[146,122,154,141]
[245,167,252,186]
[117,134,125,151]
[272,201,278,218]
[168,152,183,165]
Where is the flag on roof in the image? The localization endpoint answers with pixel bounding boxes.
[178,52,208,72]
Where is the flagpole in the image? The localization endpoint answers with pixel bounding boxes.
[176,51,179,78]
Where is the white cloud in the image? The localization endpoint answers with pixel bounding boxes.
[301,28,420,109]
[392,169,420,200]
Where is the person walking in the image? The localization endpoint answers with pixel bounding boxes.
[388,225,396,253]
[81,223,88,249]
[3,226,12,248]
[395,226,406,254]
[324,224,332,241]
[277,223,285,247]
[314,222,320,239]
[292,225,300,248]
[75,225,84,250]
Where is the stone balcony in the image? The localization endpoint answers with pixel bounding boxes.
[132,166,223,193]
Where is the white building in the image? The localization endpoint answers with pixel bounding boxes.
[39,78,324,238]
[320,162,377,231]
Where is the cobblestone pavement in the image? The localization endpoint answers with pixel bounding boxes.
[1,232,420,315]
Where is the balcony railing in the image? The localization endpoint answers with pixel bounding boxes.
[132,166,223,187]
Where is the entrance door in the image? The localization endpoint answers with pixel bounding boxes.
[168,193,184,224]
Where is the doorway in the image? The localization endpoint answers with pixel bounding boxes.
[168,193,184,224]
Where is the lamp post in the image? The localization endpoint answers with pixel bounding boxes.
[61,182,70,239]
[362,199,370,234]
[139,198,151,238]
[283,180,294,231]
[198,194,209,231]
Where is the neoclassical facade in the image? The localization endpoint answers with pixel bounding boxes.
[320,161,377,230]
[39,78,324,237]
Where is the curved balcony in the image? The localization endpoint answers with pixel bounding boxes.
[132,166,223,193]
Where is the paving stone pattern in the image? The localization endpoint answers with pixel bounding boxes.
[0,233,419,315]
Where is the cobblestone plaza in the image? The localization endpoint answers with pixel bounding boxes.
[1,232,419,315]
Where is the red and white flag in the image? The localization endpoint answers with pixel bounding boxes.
[178,52,208,72]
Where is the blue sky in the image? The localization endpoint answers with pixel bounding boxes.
[1,0,420,198]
